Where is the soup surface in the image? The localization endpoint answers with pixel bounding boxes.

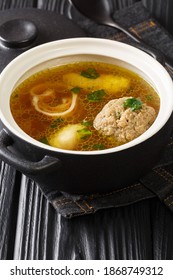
[10,61,160,151]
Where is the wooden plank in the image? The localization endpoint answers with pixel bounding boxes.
[0,162,21,259]
[36,0,140,12]
[0,0,37,9]
[13,180,154,260]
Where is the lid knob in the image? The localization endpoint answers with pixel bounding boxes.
[0,19,37,48]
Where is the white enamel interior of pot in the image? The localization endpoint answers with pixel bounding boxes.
[0,37,173,155]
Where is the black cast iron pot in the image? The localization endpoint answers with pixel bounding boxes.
[0,38,173,196]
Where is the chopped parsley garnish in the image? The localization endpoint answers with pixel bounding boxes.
[81,68,100,79]
[87,89,106,102]
[81,120,92,127]
[146,95,153,101]
[114,112,121,119]
[77,128,92,139]
[123,97,143,111]
[71,87,81,94]
[50,117,64,128]
[13,93,19,98]
[39,137,49,145]
[93,143,105,150]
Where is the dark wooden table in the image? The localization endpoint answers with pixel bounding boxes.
[0,0,173,260]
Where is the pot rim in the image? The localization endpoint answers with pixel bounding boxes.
[0,37,173,155]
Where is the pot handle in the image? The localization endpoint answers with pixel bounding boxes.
[0,129,61,175]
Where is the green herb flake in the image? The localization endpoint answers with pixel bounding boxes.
[93,143,105,150]
[71,87,81,94]
[123,97,143,111]
[146,95,153,101]
[81,120,92,127]
[50,117,64,128]
[87,89,106,102]
[126,86,134,93]
[81,68,100,79]
[114,112,121,119]
[39,137,49,145]
[77,128,92,139]
[13,93,19,98]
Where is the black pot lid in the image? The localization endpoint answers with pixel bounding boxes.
[0,8,86,72]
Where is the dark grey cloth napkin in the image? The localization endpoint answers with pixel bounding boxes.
[47,1,173,218]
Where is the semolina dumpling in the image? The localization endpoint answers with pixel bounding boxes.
[63,73,130,93]
[48,124,86,150]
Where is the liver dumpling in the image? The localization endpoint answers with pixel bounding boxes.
[93,97,156,142]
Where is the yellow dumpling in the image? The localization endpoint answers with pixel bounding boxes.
[63,73,130,93]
